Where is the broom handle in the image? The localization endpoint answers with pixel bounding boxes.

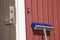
[43,28,48,40]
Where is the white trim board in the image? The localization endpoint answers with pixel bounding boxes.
[15,0,26,40]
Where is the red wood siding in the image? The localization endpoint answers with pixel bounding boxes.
[25,0,60,40]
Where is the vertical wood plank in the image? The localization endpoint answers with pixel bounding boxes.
[42,0,49,40]
[8,0,16,40]
[4,0,10,40]
[25,0,33,40]
[48,0,55,40]
[53,0,59,40]
[38,0,43,23]
[57,0,60,40]
[43,0,48,23]
[2,0,10,40]
[32,0,38,22]
[0,0,4,40]
[31,0,38,40]
[38,0,43,40]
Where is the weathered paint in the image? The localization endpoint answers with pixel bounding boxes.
[25,0,60,40]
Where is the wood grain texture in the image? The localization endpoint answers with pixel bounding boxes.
[58,0,60,40]
[53,0,59,40]
[38,0,43,40]
[25,0,33,40]
[25,0,60,40]
[0,0,16,40]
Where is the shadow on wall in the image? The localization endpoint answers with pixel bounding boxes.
[32,28,50,36]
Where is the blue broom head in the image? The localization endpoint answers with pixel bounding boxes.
[31,22,53,30]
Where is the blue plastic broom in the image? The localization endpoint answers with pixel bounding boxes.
[31,22,54,40]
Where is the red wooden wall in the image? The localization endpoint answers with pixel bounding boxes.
[25,0,60,40]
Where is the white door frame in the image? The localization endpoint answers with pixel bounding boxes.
[15,0,26,40]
